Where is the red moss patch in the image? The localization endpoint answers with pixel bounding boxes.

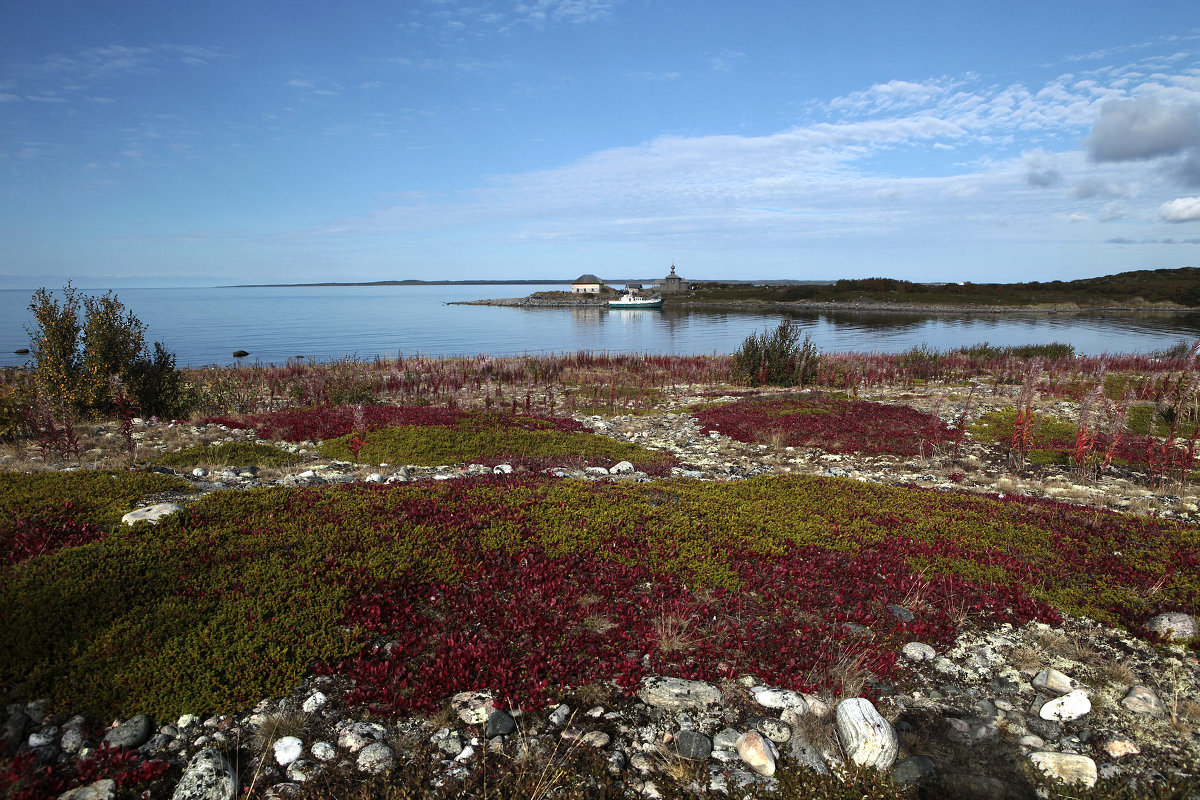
[693,392,958,456]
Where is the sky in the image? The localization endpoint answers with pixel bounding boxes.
[2,1,1200,289]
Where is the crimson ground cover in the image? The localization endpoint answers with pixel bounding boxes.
[2,475,1195,720]
[692,392,959,456]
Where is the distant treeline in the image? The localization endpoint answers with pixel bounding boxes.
[687,267,1200,308]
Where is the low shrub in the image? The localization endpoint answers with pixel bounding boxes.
[731,320,820,386]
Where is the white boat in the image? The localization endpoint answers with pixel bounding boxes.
[608,290,664,309]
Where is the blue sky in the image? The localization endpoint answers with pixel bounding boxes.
[2,1,1200,288]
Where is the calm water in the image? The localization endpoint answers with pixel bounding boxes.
[3,285,1200,368]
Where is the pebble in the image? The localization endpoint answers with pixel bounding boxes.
[273,736,303,766]
[1038,690,1091,722]
[736,730,778,777]
[450,690,495,725]
[60,778,117,800]
[103,715,153,749]
[1032,668,1078,695]
[337,722,386,752]
[750,686,807,711]
[485,710,516,738]
[756,717,792,743]
[1104,736,1140,758]
[902,642,936,662]
[301,692,327,713]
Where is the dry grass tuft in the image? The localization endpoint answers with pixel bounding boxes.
[426,704,456,730]
[653,612,697,654]
[250,708,309,755]
[1029,628,1070,653]
[1094,657,1137,688]
[794,709,838,753]
[576,592,603,607]
[1008,645,1045,672]
[581,613,616,635]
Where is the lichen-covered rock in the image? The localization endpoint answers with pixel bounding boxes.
[836,698,898,769]
[450,690,495,725]
[1146,612,1196,640]
[675,730,712,761]
[1121,685,1165,716]
[356,742,394,774]
[1030,751,1098,788]
[750,686,807,711]
[637,677,721,710]
[121,503,183,525]
[1031,668,1078,695]
[171,749,238,800]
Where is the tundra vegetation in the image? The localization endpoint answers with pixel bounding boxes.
[2,299,1200,798]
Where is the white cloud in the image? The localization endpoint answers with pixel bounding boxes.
[1159,196,1200,222]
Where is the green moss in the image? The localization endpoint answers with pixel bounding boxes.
[0,470,192,530]
[969,407,1077,447]
[319,422,672,471]
[156,441,300,468]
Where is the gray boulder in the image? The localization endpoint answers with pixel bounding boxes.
[103,714,154,749]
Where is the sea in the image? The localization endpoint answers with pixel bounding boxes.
[3,284,1200,368]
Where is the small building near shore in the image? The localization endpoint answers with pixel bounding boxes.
[572,274,603,294]
[656,264,689,294]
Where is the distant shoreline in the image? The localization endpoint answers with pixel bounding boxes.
[452,294,1200,314]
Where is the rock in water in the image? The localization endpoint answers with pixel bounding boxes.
[171,749,238,800]
[736,730,778,777]
[836,698,898,769]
